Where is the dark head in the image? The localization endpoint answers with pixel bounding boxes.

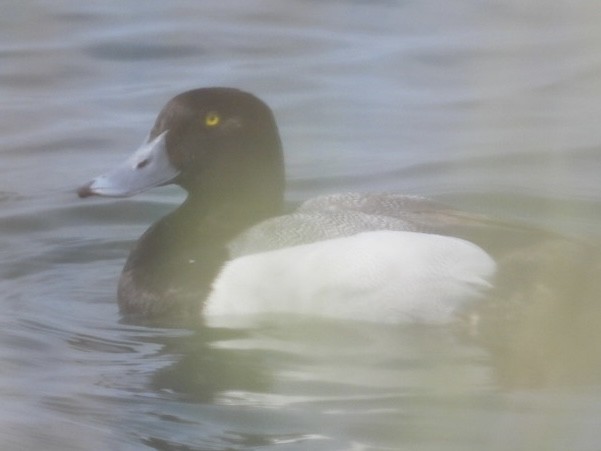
[78,88,285,217]
[78,88,286,319]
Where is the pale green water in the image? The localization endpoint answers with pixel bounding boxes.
[2,1,601,450]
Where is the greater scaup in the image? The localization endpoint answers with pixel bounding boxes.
[77,88,517,323]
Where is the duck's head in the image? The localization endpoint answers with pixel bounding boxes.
[78,88,285,214]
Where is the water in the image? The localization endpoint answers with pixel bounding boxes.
[2,1,601,449]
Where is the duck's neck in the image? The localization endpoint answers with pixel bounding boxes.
[178,126,286,232]
[178,176,284,239]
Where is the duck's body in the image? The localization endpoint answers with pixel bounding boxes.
[79,87,549,323]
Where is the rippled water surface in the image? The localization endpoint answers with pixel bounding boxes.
[3,1,601,450]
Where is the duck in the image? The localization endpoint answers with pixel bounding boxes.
[77,87,517,323]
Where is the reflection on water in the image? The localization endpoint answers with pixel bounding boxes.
[2,0,601,449]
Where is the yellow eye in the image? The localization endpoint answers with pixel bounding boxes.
[205,112,221,127]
